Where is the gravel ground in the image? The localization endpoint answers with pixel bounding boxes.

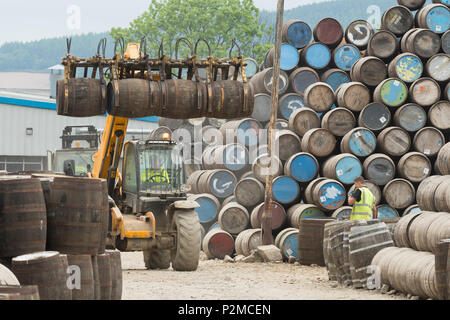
[121,252,406,300]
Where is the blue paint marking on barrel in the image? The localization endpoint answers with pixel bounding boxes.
[299,207,327,219]
[236,119,260,147]
[286,21,312,49]
[335,156,363,185]
[279,94,306,120]
[208,222,221,232]
[334,208,352,220]
[280,43,301,71]
[426,6,450,34]
[407,206,421,215]
[348,129,377,157]
[334,45,361,71]
[377,205,399,219]
[273,176,300,204]
[289,153,319,182]
[222,144,248,172]
[194,196,219,224]
[305,43,332,69]
[244,58,258,78]
[395,55,423,83]
[325,71,351,91]
[209,171,236,198]
[281,232,299,260]
[317,181,346,210]
[380,79,408,107]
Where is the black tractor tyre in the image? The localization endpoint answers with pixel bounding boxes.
[170,210,201,271]
[143,249,171,270]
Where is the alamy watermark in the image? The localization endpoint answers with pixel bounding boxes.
[67,5,81,33]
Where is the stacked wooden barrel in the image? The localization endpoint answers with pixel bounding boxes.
[323,220,394,288]
[0,174,123,301]
[371,247,441,299]
[166,1,450,266]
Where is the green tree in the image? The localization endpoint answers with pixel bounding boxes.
[110,0,272,62]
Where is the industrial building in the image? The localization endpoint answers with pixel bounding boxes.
[0,68,158,172]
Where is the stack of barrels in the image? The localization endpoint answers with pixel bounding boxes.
[322,220,394,288]
[0,175,123,300]
[370,210,450,300]
[171,0,449,263]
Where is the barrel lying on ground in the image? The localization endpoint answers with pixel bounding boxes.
[218,203,249,236]
[250,201,287,231]
[371,247,439,299]
[287,204,327,229]
[203,229,235,259]
[235,229,262,257]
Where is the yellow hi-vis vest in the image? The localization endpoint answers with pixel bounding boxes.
[142,168,170,184]
[351,187,375,221]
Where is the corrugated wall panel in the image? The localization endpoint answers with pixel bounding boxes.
[0,104,158,156]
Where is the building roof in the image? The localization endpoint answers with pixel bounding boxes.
[0,72,49,90]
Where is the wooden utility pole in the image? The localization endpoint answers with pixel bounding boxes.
[262,0,284,246]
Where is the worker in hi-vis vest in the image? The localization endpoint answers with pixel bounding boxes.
[142,167,170,184]
[141,158,170,184]
[348,176,378,220]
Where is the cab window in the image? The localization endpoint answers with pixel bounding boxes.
[123,144,137,194]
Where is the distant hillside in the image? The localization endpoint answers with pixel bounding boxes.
[0,0,435,72]
[0,33,113,72]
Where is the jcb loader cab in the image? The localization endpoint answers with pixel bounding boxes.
[109,137,201,271]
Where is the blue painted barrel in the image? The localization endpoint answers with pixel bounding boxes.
[341,128,377,157]
[266,43,300,71]
[333,44,361,71]
[374,78,408,107]
[321,69,351,91]
[272,176,301,205]
[189,194,221,225]
[283,20,312,49]
[301,43,332,70]
[313,179,347,211]
[200,170,237,199]
[419,4,450,34]
[389,53,423,83]
[285,153,319,183]
[289,67,320,95]
[278,93,306,120]
[280,230,299,260]
[323,154,363,185]
[280,43,301,71]
[377,205,400,219]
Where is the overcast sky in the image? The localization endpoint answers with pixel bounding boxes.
[0,0,329,45]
